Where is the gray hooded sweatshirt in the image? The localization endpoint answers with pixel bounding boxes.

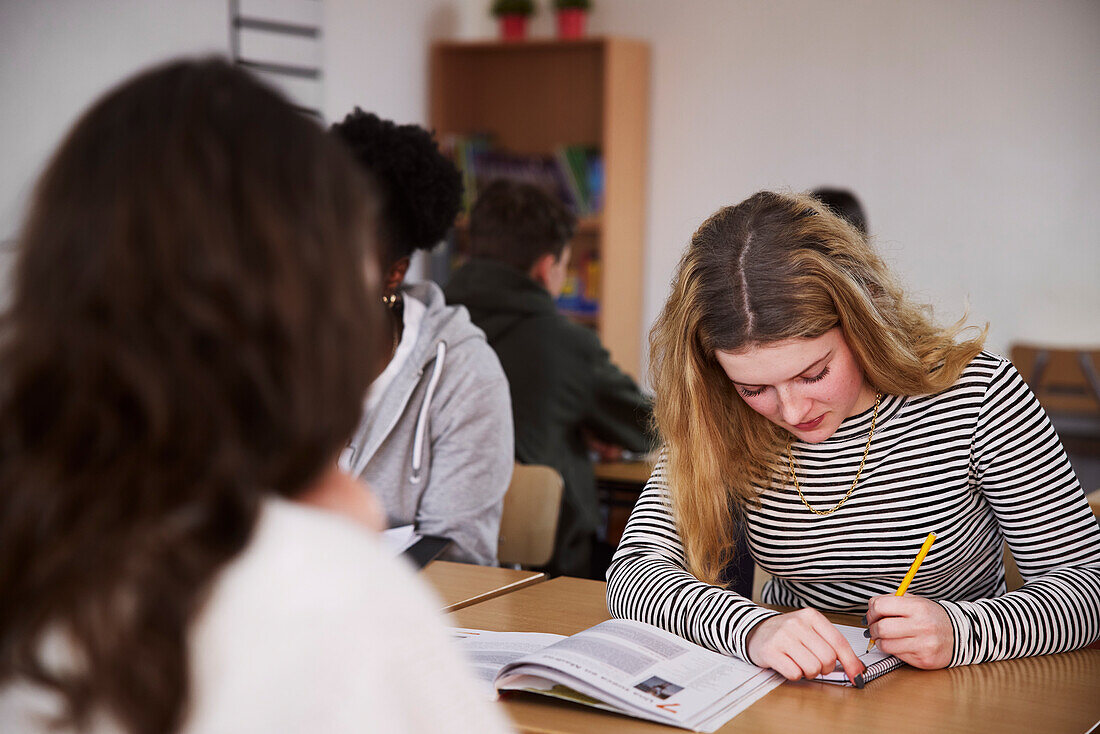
[341,280,513,565]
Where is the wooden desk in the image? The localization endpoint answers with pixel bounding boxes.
[421,560,545,613]
[593,459,655,485]
[594,460,654,549]
[451,577,1100,734]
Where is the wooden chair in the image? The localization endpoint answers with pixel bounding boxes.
[752,564,772,604]
[1003,543,1025,592]
[1009,344,1100,449]
[498,463,564,569]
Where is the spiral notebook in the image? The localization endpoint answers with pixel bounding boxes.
[815,623,905,688]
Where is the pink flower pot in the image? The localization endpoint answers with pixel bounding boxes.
[499,14,528,42]
[556,8,587,39]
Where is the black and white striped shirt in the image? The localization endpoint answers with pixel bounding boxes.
[607,352,1100,666]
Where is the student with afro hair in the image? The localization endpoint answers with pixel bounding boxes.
[331,110,513,566]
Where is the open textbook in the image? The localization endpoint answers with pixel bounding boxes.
[455,620,783,732]
[455,620,905,731]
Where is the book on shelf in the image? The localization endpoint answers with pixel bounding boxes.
[442,133,493,214]
[554,144,603,216]
[554,143,603,216]
[554,146,589,215]
[454,619,905,731]
[471,148,579,215]
[555,251,600,322]
[442,134,603,218]
[583,146,604,212]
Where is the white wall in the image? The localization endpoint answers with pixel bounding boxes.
[323,0,485,125]
[0,0,229,243]
[0,0,465,241]
[323,0,480,280]
[3,1,1097,359]
[566,0,1100,360]
[0,0,473,281]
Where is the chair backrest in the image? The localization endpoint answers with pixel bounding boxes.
[1009,344,1100,419]
[751,564,771,604]
[498,463,564,568]
[1003,543,1024,592]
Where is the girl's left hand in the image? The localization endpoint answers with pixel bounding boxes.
[866,594,953,669]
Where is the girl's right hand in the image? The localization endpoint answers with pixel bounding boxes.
[745,608,865,683]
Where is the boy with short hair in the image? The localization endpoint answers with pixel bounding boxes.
[445,179,654,577]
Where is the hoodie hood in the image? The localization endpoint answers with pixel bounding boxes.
[342,279,487,479]
[400,279,487,370]
[443,258,557,344]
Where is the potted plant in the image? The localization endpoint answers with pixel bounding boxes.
[491,0,535,42]
[554,0,592,39]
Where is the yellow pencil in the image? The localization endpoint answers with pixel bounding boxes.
[867,532,937,652]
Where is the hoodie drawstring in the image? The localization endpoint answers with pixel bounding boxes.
[409,341,446,484]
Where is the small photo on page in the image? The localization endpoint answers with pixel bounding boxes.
[634,675,684,700]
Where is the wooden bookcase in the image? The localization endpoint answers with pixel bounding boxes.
[429,37,651,381]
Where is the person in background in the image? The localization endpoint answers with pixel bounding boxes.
[330,110,513,566]
[607,190,1100,683]
[811,186,868,236]
[446,179,655,578]
[0,59,511,734]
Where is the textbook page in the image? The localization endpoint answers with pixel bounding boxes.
[493,619,784,732]
[452,629,566,699]
[815,623,902,686]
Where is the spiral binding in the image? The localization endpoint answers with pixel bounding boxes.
[853,655,904,688]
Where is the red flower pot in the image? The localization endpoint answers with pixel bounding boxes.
[499,14,528,42]
[556,8,587,39]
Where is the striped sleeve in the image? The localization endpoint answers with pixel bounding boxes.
[605,456,778,662]
[940,359,1100,665]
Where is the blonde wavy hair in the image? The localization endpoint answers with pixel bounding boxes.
[650,191,986,585]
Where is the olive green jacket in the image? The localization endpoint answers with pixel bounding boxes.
[446,258,654,576]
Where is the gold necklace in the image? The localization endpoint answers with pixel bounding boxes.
[786,393,882,516]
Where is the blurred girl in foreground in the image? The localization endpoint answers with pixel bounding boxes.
[0,59,510,734]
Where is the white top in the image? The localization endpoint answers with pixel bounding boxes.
[359,294,426,429]
[0,499,513,734]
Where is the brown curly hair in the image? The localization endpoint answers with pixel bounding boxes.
[0,58,386,733]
